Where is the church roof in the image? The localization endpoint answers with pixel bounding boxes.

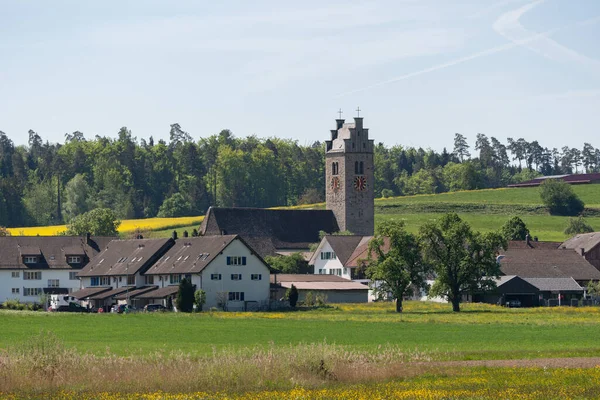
[199,207,339,257]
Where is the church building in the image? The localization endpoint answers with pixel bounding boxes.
[199,116,375,258]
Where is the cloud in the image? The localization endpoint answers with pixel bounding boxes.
[492,0,600,68]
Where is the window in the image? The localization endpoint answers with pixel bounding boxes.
[228,292,245,301]
[185,274,192,281]
[318,269,324,274]
[12,288,19,294]
[23,288,42,296]
[227,256,247,266]
[355,161,359,174]
[145,275,154,285]
[24,256,37,264]
[48,279,60,288]
[170,274,181,285]
[127,275,135,286]
[328,269,342,276]
[230,274,242,281]
[100,277,110,286]
[11,271,20,278]
[320,252,336,260]
[24,271,41,280]
[332,162,339,176]
[90,277,99,286]
[69,272,78,280]
[359,161,364,175]
[211,274,222,280]
[68,256,82,263]
[251,274,262,281]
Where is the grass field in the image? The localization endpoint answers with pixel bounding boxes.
[2,302,600,398]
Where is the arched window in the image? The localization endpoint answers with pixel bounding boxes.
[332,162,336,176]
[359,161,364,175]
[355,161,359,174]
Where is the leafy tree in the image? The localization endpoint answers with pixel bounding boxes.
[564,216,594,235]
[62,174,91,222]
[176,278,195,312]
[366,221,430,313]
[157,192,192,218]
[265,253,309,274]
[501,216,530,241]
[66,208,121,236]
[381,188,394,198]
[194,289,207,312]
[420,213,506,312]
[587,280,600,301]
[453,133,470,162]
[539,179,584,216]
[287,284,299,308]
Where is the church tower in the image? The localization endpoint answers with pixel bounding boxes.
[325,114,374,236]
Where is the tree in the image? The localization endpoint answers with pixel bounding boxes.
[287,284,299,307]
[65,208,121,236]
[539,179,584,216]
[501,216,530,241]
[297,188,323,205]
[420,213,506,312]
[62,174,91,222]
[564,216,594,236]
[0,226,10,236]
[366,221,430,313]
[194,289,207,312]
[157,192,192,218]
[452,133,470,162]
[265,253,309,274]
[176,278,195,312]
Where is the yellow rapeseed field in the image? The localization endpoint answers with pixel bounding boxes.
[6,216,204,237]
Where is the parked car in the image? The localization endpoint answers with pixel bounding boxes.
[54,302,90,313]
[144,304,167,312]
[506,300,521,308]
[116,304,136,314]
[49,295,80,312]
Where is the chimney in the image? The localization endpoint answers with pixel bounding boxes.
[172,231,178,240]
[580,248,585,256]
[86,232,91,244]
[183,230,189,238]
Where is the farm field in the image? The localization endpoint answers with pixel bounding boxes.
[2,302,600,398]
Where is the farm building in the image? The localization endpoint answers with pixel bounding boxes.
[0,235,113,304]
[507,173,600,188]
[271,274,369,303]
[560,232,600,271]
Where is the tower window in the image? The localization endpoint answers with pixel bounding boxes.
[332,162,339,176]
[359,161,364,175]
[355,161,359,174]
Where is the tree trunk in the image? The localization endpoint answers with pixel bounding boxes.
[396,298,403,313]
[451,297,461,312]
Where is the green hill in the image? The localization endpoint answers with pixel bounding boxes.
[153,185,600,242]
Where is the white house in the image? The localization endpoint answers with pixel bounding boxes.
[142,235,271,311]
[309,235,373,280]
[0,235,112,304]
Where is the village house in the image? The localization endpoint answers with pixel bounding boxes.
[0,235,112,304]
[309,235,372,280]
[270,274,369,304]
[142,235,271,311]
[74,238,174,310]
[560,232,600,271]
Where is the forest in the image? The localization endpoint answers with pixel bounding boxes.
[0,125,599,228]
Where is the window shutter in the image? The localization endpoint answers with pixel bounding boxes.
[227,256,231,265]
[242,256,247,265]
[241,292,245,301]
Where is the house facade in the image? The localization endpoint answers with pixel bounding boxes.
[0,235,112,304]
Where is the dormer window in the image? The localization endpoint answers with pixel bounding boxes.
[67,256,82,264]
[23,256,37,264]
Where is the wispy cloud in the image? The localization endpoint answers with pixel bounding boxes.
[492,0,600,68]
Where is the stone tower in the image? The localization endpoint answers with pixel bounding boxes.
[325,116,374,236]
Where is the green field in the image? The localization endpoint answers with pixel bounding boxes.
[2,302,600,359]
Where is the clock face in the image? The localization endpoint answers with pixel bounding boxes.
[353,176,367,191]
[330,176,340,192]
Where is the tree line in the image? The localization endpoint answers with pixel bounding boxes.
[1,126,598,227]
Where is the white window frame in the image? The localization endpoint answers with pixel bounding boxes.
[230,274,242,281]
[145,275,154,285]
[11,271,20,278]
[170,274,181,285]
[47,279,60,288]
[320,252,336,260]
[100,277,110,286]
[228,291,245,301]
[24,271,41,280]
[211,274,222,281]
[68,256,82,263]
[69,272,78,280]
[251,274,262,281]
[23,256,38,264]
[23,288,42,296]
[127,275,135,286]
[227,256,246,266]
[11,288,19,294]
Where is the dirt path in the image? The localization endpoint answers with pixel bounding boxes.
[420,357,600,368]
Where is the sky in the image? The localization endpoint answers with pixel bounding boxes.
[1,0,599,151]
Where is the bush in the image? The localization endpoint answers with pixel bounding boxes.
[539,179,584,216]
[381,189,394,198]
[304,291,315,307]
[66,208,121,236]
[287,285,299,308]
[564,216,594,235]
[194,289,207,312]
[501,216,530,240]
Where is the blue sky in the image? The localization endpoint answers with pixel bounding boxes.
[1,0,599,151]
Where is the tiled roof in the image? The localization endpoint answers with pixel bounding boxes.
[499,248,600,281]
[345,236,390,268]
[322,235,365,265]
[144,236,238,275]
[78,238,173,277]
[0,236,113,270]
[522,277,583,292]
[88,287,130,300]
[199,207,339,257]
[114,286,158,300]
[508,173,600,187]
[71,287,112,299]
[560,232,600,254]
[271,274,352,283]
[135,286,179,299]
[507,240,561,250]
[276,281,369,291]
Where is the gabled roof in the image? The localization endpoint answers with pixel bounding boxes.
[507,240,561,250]
[271,274,351,283]
[199,207,339,257]
[0,236,113,270]
[135,285,179,299]
[522,277,583,292]
[145,235,241,275]
[275,281,369,291]
[508,173,600,187]
[71,287,112,299]
[308,235,365,266]
[345,236,391,268]
[499,247,600,281]
[560,232,600,254]
[78,238,174,277]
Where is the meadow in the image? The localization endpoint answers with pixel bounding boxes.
[2,302,600,398]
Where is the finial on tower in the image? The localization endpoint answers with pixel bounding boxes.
[356,106,361,117]
[337,108,343,119]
